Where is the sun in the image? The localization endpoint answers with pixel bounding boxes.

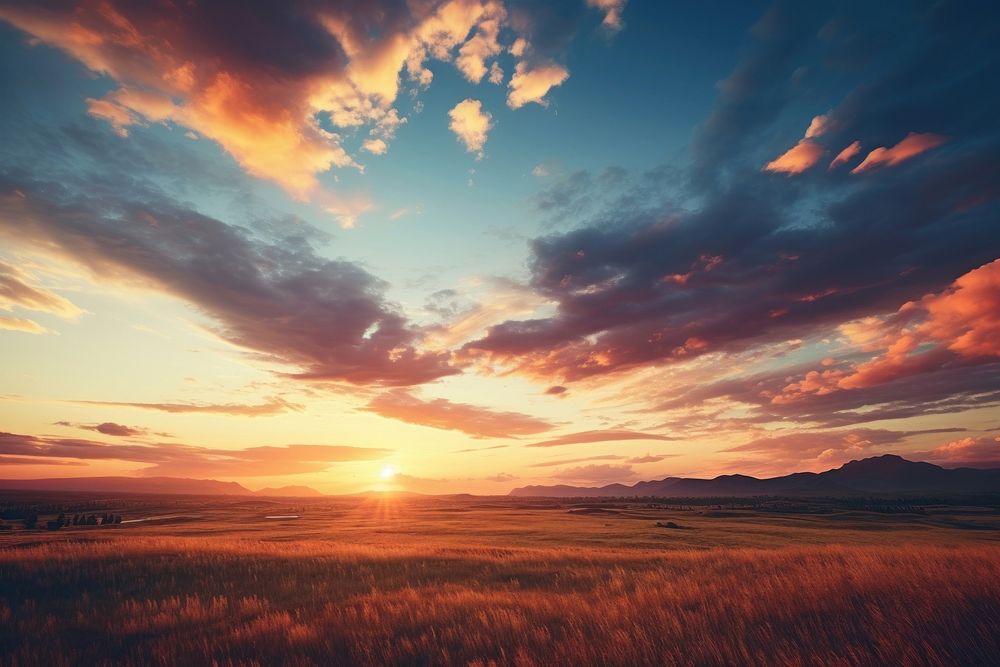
[380,465,396,480]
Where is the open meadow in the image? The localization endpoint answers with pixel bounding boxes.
[2,493,999,666]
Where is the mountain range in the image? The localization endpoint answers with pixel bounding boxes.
[509,455,1000,497]
[0,476,324,497]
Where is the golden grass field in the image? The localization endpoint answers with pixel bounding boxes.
[2,494,1000,666]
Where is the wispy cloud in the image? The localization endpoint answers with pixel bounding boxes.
[0,431,389,477]
[364,390,555,438]
[526,430,676,448]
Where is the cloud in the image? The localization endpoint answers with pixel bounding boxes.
[0,261,83,320]
[829,140,862,169]
[0,455,85,466]
[507,61,569,109]
[363,389,555,438]
[454,1,507,83]
[464,140,998,383]
[0,174,455,386]
[453,444,509,453]
[70,398,302,417]
[626,453,673,464]
[763,114,830,174]
[772,259,1000,400]
[585,0,627,33]
[915,436,1000,467]
[0,431,390,476]
[0,0,528,204]
[851,133,947,174]
[763,139,825,174]
[422,280,549,350]
[550,463,636,483]
[448,99,493,159]
[530,454,625,467]
[53,421,167,437]
[362,138,388,155]
[0,316,47,334]
[803,114,830,139]
[526,429,676,448]
[725,428,917,471]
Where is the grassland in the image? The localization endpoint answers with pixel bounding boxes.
[1,494,999,666]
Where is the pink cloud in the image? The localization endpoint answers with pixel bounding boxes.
[851,132,947,173]
[829,140,862,169]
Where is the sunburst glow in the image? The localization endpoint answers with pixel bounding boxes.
[380,466,397,481]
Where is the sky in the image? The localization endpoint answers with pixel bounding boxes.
[0,0,998,494]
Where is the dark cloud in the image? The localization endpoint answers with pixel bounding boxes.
[654,360,1000,431]
[0,455,84,466]
[364,390,555,438]
[453,444,510,453]
[0,173,456,386]
[464,0,1000,398]
[0,431,389,476]
[53,421,169,437]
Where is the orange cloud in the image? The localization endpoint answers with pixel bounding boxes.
[775,259,1000,399]
[0,1,519,210]
[448,99,493,159]
[829,140,862,169]
[763,139,825,174]
[763,114,831,174]
[0,316,47,334]
[920,259,1000,358]
[0,261,83,320]
[851,132,947,173]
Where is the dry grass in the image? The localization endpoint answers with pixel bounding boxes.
[2,536,999,666]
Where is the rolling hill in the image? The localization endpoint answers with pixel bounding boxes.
[509,455,1000,497]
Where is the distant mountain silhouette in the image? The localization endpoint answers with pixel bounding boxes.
[253,485,326,497]
[0,476,324,497]
[509,455,1000,497]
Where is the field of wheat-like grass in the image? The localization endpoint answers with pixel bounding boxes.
[2,535,999,666]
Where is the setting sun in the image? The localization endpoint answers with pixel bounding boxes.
[380,466,397,481]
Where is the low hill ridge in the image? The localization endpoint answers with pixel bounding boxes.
[510,455,1000,497]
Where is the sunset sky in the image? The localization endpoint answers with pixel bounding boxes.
[1,0,998,494]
